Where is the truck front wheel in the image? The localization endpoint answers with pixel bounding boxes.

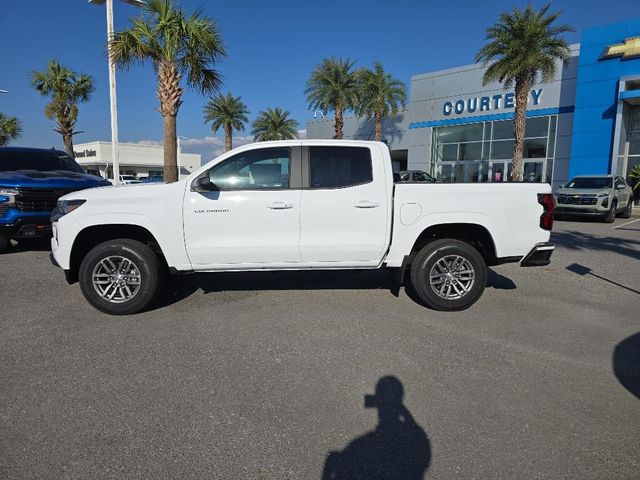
[78,238,162,315]
[409,239,487,311]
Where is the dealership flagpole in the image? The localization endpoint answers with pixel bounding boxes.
[90,0,145,185]
[106,0,120,186]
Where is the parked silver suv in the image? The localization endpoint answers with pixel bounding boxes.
[554,175,634,223]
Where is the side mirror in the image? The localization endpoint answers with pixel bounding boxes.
[559,184,565,189]
[192,175,218,192]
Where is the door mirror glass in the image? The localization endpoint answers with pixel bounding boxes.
[192,175,217,192]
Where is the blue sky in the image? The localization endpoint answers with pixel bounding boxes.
[1,0,639,161]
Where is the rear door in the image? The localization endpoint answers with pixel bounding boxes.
[298,145,389,265]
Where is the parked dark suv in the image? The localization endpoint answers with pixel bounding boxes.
[0,147,110,253]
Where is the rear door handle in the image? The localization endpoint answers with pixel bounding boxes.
[268,202,294,210]
[354,200,380,208]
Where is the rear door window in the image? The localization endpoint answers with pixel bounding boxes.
[308,146,372,189]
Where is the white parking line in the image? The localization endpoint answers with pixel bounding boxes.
[612,218,640,229]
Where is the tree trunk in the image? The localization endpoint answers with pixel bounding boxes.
[163,114,178,183]
[225,124,232,152]
[62,130,74,158]
[512,77,530,182]
[156,60,183,183]
[334,106,344,139]
[374,111,383,142]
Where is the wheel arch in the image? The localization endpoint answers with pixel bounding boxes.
[410,223,498,265]
[67,224,168,284]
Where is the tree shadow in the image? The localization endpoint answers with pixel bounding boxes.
[321,376,431,480]
[613,332,640,400]
[552,230,640,262]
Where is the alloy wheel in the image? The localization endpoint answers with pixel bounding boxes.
[429,254,476,300]
[91,255,142,304]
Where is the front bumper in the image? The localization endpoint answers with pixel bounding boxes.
[554,207,607,216]
[0,215,52,238]
[521,243,555,267]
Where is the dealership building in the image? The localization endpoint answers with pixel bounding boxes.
[73,141,201,180]
[307,19,640,195]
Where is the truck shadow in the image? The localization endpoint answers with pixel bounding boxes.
[155,267,515,310]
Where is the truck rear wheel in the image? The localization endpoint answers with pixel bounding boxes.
[78,238,162,315]
[410,239,487,311]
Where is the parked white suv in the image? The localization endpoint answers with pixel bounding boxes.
[50,140,555,315]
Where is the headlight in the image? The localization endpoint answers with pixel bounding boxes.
[0,188,18,205]
[596,193,609,198]
[51,199,86,222]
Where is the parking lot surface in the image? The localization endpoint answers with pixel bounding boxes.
[1,218,639,479]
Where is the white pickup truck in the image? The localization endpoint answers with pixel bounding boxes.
[50,140,555,315]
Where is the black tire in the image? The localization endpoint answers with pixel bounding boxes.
[621,200,633,219]
[0,237,10,254]
[604,201,617,223]
[78,238,162,315]
[409,239,487,311]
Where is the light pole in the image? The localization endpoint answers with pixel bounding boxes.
[177,136,187,181]
[89,0,145,185]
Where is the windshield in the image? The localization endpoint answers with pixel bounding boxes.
[0,150,84,173]
[565,177,612,189]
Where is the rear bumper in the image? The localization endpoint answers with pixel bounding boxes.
[0,215,51,238]
[520,242,555,267]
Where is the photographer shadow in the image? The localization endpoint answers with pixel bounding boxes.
[322,376,431,480]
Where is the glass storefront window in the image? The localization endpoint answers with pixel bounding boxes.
[432,115,556,183]
[523,138,547,158]
[490,140,514,159]
[436,123,483,143]
[525,117,549,138]
[436,144,458,162]
[491,120,513,140]
[459,142,482,161]
[629,131,640,156]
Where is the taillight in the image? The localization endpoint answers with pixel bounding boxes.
[538,193,555,231]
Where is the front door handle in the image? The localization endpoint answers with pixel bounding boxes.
[268,202,294,210]
[354,200,380,208]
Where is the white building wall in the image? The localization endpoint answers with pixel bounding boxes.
[73,142,200,179]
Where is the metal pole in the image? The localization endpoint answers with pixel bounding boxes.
[106,0,120,186]
[177,136,183,181]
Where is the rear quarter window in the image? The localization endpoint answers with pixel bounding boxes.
[309,146,372,189]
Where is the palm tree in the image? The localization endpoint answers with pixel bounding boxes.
[110,0,225,182]
[476,3,573,182]
[31,60,95,157]
[203,93,249,152]
[629,164,640,191]
[355,62,407,142]
[305,57,358,139]
[0,113,23,146]
[251,108,299,141]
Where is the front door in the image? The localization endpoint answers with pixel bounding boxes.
[298,145,389,265]
[183,146,302,268]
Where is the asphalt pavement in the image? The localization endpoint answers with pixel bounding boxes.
[1,217,639,479]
